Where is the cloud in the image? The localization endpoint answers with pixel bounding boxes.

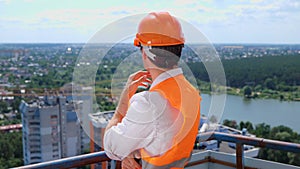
[0,0,11,2]
[112,10,130,15]
[0,0,299,43]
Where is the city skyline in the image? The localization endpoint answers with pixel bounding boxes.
[0,0,300,44]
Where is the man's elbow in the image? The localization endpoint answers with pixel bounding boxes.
[104,149,122,161]
[103,130,123,161]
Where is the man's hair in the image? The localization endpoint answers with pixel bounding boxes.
[146,44,184,69]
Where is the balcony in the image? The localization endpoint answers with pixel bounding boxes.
[28,136,41,141]
[13,132,300,169]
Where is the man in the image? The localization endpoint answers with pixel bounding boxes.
[104,12,201,169]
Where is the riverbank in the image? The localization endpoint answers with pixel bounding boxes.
[227,87,300,101]
[198,80,300,101]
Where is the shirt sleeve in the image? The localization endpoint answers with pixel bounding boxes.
[104,91,160,160]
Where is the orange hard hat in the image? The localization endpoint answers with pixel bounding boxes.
[134,12,185,47]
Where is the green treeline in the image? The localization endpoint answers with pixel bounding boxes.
[189,55,300,100]
[223,55,300,87]
[223,119,300,166]
[189,55,300,87]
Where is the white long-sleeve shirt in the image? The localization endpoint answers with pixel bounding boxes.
[104,68,184,160]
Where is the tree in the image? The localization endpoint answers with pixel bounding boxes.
[11,97,21,112]
[288,152,300,166]
[254,85,262,92]
[266,149,289,164]
[270,125,293,139]
[245,121,254,133]
[264,78,276,90]
[223,119,238,129]
[274,132,292,142]
[243,86,252,97]
[254,123,271,138]
[255,123,300,166]
[0,101,9,113]
[239,121,245,130]
[0,131,23,168]
[239,121,254,133]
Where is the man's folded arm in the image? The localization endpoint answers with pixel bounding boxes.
[103,115,154,160]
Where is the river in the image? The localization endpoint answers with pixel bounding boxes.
[201,94,300,133]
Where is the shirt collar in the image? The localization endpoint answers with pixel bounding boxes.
[150,67,183,89]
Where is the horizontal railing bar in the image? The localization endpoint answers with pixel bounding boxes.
[197,132,300,153]
[12,151,110,169]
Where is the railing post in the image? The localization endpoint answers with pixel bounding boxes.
[115,161,122,169]
[236,143,244,169]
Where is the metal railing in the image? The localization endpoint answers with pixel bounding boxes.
[13,151,110,169]
[13,132,300,169]
[198,132,300,169]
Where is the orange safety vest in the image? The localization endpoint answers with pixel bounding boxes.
[140,74,201,169]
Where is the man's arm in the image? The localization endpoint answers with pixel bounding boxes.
[103,96,155,160]
[104,70,151,161]
[105,70,151,132]
[105,110,124,132]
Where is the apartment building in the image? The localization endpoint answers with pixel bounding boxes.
[20,95,87,165]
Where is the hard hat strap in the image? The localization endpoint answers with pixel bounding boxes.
[142,45,156,61]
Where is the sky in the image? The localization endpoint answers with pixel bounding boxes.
[0,0,300,44]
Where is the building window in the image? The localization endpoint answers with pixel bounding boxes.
[53,154,59,158]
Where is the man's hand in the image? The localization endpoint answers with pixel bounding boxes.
[117,70,152,116]
[126,70,151,98]
[122,157,142,169]
[105,70,151,132]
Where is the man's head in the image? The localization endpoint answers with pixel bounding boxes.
[134,12,184,69]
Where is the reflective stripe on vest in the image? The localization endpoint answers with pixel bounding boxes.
[140,74,201,169]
